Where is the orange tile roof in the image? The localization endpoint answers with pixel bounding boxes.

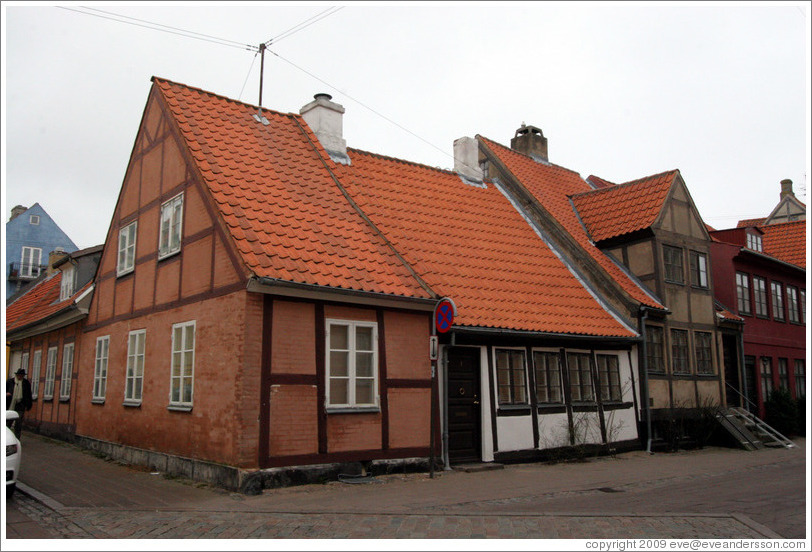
[153,78,432,300]
[585,175,616,189]
[571,170,678,243]
[758,220,807,269]
[479,137,665,311]
[6,273,93,333]
[331,149,636,336]
[737,217,766,228]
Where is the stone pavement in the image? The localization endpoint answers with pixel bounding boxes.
[3,431,808,540]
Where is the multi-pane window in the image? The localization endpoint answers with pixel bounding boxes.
[736,272,751,315]
[800,290,806,324]
[787,287,800,324]
[596,354,622,402]
[59,265,77,301]
[44,347,58,400]
[760,357,773,400]
[689,251,708,288]
[753,276,768,317]
[29,215,40,225]
[663,245,684,283]
[170,321,196,407]
[496,349,528,406]
[117,221,137,276]
[31,350,42,399]
[771,282,784,321]
[795,361,805,399]
[671,329,690,374]
[646,325,665,373]
[59,343,75,400]
[159,194,184,259]
[21,246,43,278]
[533,351,562,404]
[125,330,146,404]
[746,233,763,252]
[326,320,378,408]
[93,336,110,401]
[695,332,714,375]
[778,359,789,391]
[567,352,594,402]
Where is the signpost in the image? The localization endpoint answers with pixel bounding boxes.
[430,297,456,478]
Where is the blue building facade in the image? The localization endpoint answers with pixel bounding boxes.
[5,204,78,299]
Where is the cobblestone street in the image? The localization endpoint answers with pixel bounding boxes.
[4,433,807,541]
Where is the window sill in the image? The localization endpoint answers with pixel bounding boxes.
[326,406,380,415]
[664,280,685,286]
[602,401,633,411]
[536,404,566,415]
[59,397,70,403]
[123,400,142,408]
[158,249,181,263]
[168,404,193,412]
[91,398,105,405]
[497,405,531,416]
[116,268,134,280]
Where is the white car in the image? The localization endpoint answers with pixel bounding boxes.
[5,411,21,498]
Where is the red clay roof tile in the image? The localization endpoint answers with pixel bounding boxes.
[758,220,806,269]
[6,273,93,332]
[153,78,432,300]
[332,149,636,336]
[479,137,665,311]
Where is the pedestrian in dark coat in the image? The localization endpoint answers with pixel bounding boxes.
[6,368,33,438]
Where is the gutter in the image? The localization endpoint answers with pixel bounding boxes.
[737,247,805,273]
[450,325,641,344]
[247,276,437,311]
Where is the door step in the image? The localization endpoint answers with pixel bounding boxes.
[453,462,505,473]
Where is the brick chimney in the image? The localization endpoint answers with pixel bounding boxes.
[300,93,349,164]
[9,205,27,222]
[453,137,483,184]
[780,179,794,199]
[47,248,69,275]
[510,124,548,162]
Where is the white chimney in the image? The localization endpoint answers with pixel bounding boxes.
[453,137,483,184]
[300,93,349,164]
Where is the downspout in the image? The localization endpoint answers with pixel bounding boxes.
[442,338,451,470]
[738,330,749,413]
[640,307,653,454]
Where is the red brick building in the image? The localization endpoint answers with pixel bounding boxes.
[710,202,806,417]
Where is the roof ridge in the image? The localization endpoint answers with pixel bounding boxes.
[477,134,583,178]
[347,147,458,176]
[152,76,293,119]
[571,169,678,199]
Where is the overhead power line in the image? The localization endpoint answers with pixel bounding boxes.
[58,6,259,52]
[265,6,344,46]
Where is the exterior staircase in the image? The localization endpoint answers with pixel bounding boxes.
[715,407,796,450]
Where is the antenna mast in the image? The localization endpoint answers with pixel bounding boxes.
[253,42,269,125]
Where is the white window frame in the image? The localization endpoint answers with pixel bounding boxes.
[169,321,196,409]
[495,347,529,406]
[325,319,379,410]
[29,214,40,225]
[21,246,43,278]
[746,233,763,252]
[117,221,138,276]
[31,350,42,399]
[44,346,58,400]
[689,250,708,288]
[159,193,184,259]
[93,336,110,402]
[59,264,77,301]
[125,330,146,405]
[20,351,30,381]
[59,343,75,400]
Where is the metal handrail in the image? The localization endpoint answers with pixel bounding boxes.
[725,381,759,413]
[728,406,796,448]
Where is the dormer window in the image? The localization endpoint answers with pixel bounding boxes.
[746,233,763,252]
[59,264,77,301]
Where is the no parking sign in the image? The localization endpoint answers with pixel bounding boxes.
[434,298,456,334]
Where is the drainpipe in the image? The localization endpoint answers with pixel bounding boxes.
[738,330,749,413]
[640,308,653,454]
[442,340,451,470]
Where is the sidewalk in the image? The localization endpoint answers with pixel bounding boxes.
[6,430,806,539]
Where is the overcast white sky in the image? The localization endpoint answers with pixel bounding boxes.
[2,1,810,251]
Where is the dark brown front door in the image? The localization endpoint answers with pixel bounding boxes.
[447,347,481,464]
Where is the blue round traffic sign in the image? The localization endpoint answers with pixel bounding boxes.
[435,299,455,333]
